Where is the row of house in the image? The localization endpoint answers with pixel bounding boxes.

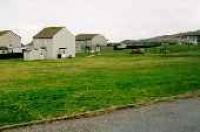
[0,26,107,60]
[1,27,200,60]
[110,31,200,50]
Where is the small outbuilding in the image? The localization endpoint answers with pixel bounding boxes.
[24,27,75,60]
[0,30,22,54]
[76,34,107,53]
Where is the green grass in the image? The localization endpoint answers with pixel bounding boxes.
[0,45,200,126]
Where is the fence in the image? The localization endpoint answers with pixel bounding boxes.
[0,53,23,59]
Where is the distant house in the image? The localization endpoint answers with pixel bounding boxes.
[25,41,34,50]
[183,32,200,45]
[0,30,22,54]
[76,34,107,53]
[141,30,200,45]
[24,27,75,60]
[113,43,127,50]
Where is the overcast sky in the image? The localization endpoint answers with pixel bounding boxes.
[0,0,200,43]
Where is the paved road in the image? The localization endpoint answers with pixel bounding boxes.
[4,98,200,132]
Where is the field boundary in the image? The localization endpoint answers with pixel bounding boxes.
[0,90,199,131]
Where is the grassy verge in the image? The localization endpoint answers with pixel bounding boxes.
[0,45,200,126]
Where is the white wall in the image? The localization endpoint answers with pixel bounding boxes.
[33,39,54,59]
[0,31,21,48]
[76,40,92,53]
[92,35,107,47]
[53,28,75,58]
[24,50,41,61]
[186,36,199,45]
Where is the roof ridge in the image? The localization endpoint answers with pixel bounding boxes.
[0,30,12,36]
[76,34,100,41]
[33,27,65,39]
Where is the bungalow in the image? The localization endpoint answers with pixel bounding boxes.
[24,27,75,60]
[0,30,21,54]
[76,34,107,53]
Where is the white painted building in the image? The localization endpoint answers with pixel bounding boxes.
[24,27,75,60]
[185,35,200,45]
[0,30,21,54]
[76,34,107,53]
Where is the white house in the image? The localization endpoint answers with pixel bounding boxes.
[184,34,200,45]
[76,34,107,53]
[24,27,75,60]
[0,30,21,54]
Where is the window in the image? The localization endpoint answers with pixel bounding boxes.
[41,47,46,50]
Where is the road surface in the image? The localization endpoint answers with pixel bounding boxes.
[4,98,200,132]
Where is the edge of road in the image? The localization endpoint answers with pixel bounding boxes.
[0,90,199,131]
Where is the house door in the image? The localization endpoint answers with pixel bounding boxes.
[58,48,67,58]
[40,48,47,59]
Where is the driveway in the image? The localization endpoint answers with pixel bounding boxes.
[3,98,200,132]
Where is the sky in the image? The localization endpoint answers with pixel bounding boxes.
[0,0,200,44]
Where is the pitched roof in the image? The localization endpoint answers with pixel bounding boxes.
[76,34,99,41]
[0,30,11,36]
[33,27,64,39]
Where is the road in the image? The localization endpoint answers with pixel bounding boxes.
[3,98,200,132]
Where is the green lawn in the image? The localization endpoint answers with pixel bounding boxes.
[0,45,200,126]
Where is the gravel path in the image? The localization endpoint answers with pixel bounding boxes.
[4,98,200,132]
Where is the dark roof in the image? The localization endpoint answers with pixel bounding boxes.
[76,34,99,41]
[121,40,138,44]
[0,30,11,36]
[33,27,64,39]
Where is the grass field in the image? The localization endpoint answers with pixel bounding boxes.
[0,45,200,126]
